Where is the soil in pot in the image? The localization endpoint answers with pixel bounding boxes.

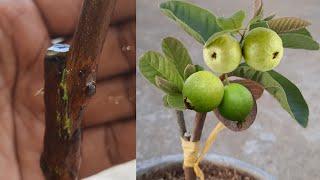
[138,161,257,180]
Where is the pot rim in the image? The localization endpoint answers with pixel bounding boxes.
[137,154,276,180]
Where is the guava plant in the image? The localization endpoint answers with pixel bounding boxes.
[139,0,319,179]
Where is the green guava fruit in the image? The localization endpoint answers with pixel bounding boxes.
[243,27,284,72]
[182,71,224,112]
[203,34,242,73]
[218,83,254,121]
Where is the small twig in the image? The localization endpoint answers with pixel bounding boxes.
[175,110,189,140]
[239,30,246,44]
[224,74,230,85]
[237,31,243,38]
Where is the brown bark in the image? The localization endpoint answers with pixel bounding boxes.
[175,110,189,140]
[184,112,207,180]
[40,0,116,179]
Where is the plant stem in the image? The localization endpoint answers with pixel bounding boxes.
[184,112,207,180]
[191,113,207,141]
[224,74,230,85]
[40,0,116,179]
[237,31,243,38]
[175,110,189,140]
[240,24,250,44]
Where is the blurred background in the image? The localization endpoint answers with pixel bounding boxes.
[137,0,320,179]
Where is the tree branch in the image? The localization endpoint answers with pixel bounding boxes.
[191,113,207,142]
[184,112,207,180]
[40,0,116,179]
[175,110,189,140]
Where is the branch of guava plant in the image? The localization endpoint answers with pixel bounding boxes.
[237,31,244,39]
[191,112,207,141]
[219,73,230,85]
[224,74,230,85]
[40,0,116,179]
[175,110,190,140]
[184,112,207,180]
[239,30,246,44]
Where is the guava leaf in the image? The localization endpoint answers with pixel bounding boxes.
[163,95,170,108]
[289,28,312,38]
[183,64,205,80]
[217,10,246,31]
[249,20,269,30]
[264,14,276,21]
[229,64,309,128]
[195,65,204,71]
[249,16,262,25]
[139,51,184,91]
[162,37,192,76]
[279,33,319,50]
[160,1,221,44]
[253,0,263,18]
[163,94,185,110]
[268,17,311,33]
[155,76,181,95]
[184,64,197,80]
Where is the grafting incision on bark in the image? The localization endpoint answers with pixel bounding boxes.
[41,0,116,179]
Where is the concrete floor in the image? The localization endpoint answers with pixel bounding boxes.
[136,0,320,179]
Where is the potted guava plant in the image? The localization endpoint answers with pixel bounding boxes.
[138,0,319,179]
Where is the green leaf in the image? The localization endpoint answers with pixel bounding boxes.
[229,64,309,127]
[249,16,262,25]
[183,64,197,80]
[249,0,263,25]
[253,0,263,18]
[160,0,221,44]
[162,37,192,76]
[183,64,205,80]
[217,10,246,31]
[264,13,276,21]
[166,94,185,110]
[155,76,181,95]
[163,95,170,107]
[195,65,204,71]
[268,17,311,33]
[289,28,312,38]
[279,33,319,50]
[249,20,269,30]
[139,51,184,90]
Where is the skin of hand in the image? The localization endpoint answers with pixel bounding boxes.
[0,0,136,179]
